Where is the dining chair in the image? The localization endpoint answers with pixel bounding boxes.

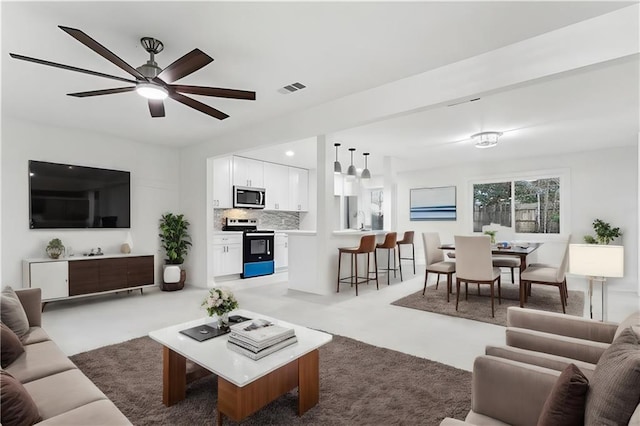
[336,234,378,296]
[519,238,571,313]
[376,232,399,285]
[421,232,456,302]
[454,235,502,318]
[492,256,520,284]
[396,231,416,279]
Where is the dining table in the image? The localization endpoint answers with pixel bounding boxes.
[439,242,543,272]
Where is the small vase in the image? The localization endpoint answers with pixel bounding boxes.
[217,312,230,330]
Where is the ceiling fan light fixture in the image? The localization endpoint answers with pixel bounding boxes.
[136,82,168,100]
[472,131,502,149]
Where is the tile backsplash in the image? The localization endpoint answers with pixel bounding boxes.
[214,209,300,231]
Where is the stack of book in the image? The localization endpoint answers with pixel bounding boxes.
[227,319,297,360]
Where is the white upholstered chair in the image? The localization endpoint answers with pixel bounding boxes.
[519,238,571,313]
[454,235,502,318]
[421,232,456,302]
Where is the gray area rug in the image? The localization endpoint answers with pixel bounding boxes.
[392,283,584,326]
[70,334,471,425]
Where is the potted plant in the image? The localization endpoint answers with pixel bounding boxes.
[584,219,622,245]
[46,238,65,259]
[483,230,497,244]
[158,213,192,291]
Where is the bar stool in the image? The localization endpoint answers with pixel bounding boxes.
[396,231,415,280]
[376,232,399,285]
[337,234,378,296]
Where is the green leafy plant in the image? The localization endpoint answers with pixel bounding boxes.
[159,213,192,264]
[483,230,497,244]
[46,238,65,259]
[584,219,621,245]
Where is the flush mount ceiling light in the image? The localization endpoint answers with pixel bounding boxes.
[333,143,342,174]
[285,150,295,157]
[347,148,357,177]
[361,152,371,179]
[135,82,168,100]
[472,131,503,149]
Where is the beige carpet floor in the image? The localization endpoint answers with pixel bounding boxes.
[70,334,472,425]
[391,282,584,326]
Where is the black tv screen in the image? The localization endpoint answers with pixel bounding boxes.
[29,160,130,229]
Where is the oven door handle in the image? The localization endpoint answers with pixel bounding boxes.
[247,233,275,237]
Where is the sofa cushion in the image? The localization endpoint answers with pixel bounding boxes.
[1,286,30,338]
[537,363,588,426]
[5,340,76,384]
[1,323,25,368]
[614,311,640,340]
[0,370,42,426]
[36,399,131,425]
[585,326,640,425]
[21,326,50,346]
[23,369,108,420]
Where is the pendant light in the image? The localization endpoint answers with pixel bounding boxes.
[347,148,357,177]
[361,152,371,179]
[333,143,342,174]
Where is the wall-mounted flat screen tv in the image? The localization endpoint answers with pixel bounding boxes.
[29,160,131,229]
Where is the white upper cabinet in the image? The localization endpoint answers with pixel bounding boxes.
[212,156,233,208]
[289,167,309,212]
[263,162,290,210]
[233,156,264,188]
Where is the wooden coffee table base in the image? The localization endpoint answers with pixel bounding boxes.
[161,346,320,425]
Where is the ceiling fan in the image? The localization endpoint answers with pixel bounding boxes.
[9,26,256,120]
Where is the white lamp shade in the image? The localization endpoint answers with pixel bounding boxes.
[569,244,624,277]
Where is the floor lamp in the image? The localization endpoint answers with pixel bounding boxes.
[569,244,624,322]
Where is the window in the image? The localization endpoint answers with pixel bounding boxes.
[473,176,561,234]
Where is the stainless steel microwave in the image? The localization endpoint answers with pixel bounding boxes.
[233,186,266,209]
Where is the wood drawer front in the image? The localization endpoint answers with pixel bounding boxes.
[127,256,154,287]
[99,258,128,292]
[69,260,101,296]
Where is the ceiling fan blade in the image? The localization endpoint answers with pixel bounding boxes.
[169,92,229,120]
[9,53,138,84]
[148,99,165,118]
[171,85,256,100]
[156,49,213,84]
[67,87,136,97]
[58,26,147,80]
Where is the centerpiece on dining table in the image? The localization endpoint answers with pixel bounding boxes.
[202,287,239,330]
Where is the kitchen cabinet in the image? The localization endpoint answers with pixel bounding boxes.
[26,261,69,300]
[264,162,290,210]
[275,233,289,269]
[289,167,309,212]
[212,234,243,276]
[212,156,233,208]
[233,156,264,188]
[22,255,154,302]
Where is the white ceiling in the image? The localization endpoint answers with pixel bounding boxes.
[2,2,637,174]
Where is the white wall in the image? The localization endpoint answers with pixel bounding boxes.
[1,118,180,287]
[397,145,638,293]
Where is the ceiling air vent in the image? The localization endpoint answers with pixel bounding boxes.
[278,82,307,94]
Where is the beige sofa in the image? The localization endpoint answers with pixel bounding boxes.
[441,307,640,425]
[4,288,130,425]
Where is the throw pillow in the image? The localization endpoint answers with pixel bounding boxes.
[0,370,42,426]
[584,326,640,425]
[0,286,30,338]
[0,323,24,368]
[537,363,589,426]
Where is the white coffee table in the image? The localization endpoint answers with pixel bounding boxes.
[148,309,332,425]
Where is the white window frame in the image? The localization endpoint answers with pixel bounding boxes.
[467,168,571,242]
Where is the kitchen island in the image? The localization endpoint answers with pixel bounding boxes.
[287,230,389,295]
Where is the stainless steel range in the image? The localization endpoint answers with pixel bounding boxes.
[223,219,274,278]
